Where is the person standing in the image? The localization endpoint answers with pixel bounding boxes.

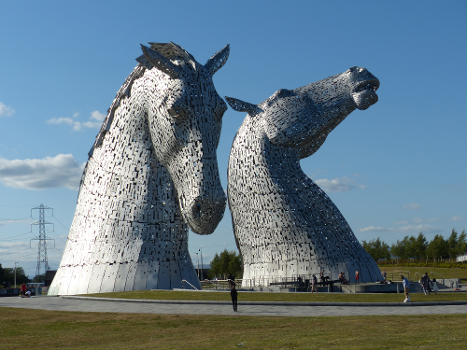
[355,270,360,284]
[401,275,410,303]
[431,278,439,293]
[421,272,431,295]
[311,274,318,293]
[20,283,27,297]
[382,271,387,282]
[319,271,325,284]
[228,275,238,312]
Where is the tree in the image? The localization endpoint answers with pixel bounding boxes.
[414,233,428,260]
[0,264,4,287]
[0,264,29,287]
[32,274,46,283]
[391,238,407,260]
[404,235,418,260]
[362,238,390,261]
[209,250,243,279]
[364,230,465,263]
[456,230,467,257]
[426,234,449,261]
[447,229,459,260]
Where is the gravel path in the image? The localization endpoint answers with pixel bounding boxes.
[1,296,465,317]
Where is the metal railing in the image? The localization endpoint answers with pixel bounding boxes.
[200,274,334,291]
[181,279,199,290]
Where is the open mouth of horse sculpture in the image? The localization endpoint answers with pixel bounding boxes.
[350,68,380,110]
[351,79,380,109]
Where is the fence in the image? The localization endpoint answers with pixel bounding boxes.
[201,274,334,290]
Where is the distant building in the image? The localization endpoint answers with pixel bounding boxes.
[456,254,467,263]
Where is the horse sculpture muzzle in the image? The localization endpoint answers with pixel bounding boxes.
[167,150,226,235]
[350,67,380,110]
[188,191,226,234]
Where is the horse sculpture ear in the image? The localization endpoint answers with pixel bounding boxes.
[205,44,230,76]
[225,96,263,116]
[137,44,181,79]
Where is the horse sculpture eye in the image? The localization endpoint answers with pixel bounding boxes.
[167,104,188,119]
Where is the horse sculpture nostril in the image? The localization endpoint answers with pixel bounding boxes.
[192,198,218,221]
[187,195,226,235]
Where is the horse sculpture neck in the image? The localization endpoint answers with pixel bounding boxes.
[49,67,193,295]
[87,66,182,225]
[227,67,382,287]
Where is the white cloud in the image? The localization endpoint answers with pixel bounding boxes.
[398,223,436,233]
[90,110,106,121]
[360,218,439,234]
[47,110,105,131]
[451,216,463,222]
[315,176,366,193]
[47,117,74,126]
[0,237,66,276]
[81,120,101,129]
[0,241,29,250]
[0,102,15,117]
[403,202,421,210]
[0,154,84,190]
[0,218,32,226]
[359,226,392,233]
[394,220,409,225]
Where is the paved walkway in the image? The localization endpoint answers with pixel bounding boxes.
[1,296,465,317]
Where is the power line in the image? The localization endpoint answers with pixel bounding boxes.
[51,214,70,231]
[0,219,33,240]
[0,217,33,224]
[0,235,31,241]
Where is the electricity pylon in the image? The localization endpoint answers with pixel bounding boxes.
[30,204,55,277]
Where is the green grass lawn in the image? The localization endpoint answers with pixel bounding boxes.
[0,307,465,350]
[378,265,466,281]
[87,290,466,303]
[86,264,466,303]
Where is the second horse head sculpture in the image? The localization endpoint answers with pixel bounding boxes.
[226,66,382,286]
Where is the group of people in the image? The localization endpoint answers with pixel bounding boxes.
[227,270,441,309]
[401,272,439,302]
[338,272,349,285]
[20,283,31,297]
[419,272,439,295]
[308,270,359,292]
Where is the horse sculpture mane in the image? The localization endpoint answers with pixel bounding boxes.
[49,42,229,295]
[89,42,201,157]
[226,66,382,287]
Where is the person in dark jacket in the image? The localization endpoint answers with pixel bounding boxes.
[228,275,238,312]
[421,272,431,295]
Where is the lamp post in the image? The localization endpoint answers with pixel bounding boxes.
[14,262,18,288]
[199,248,204,280]
[195,252,200,280]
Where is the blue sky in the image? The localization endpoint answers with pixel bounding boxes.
[0,1,465,277]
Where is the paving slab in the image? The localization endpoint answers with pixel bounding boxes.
[0,296,465,317]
